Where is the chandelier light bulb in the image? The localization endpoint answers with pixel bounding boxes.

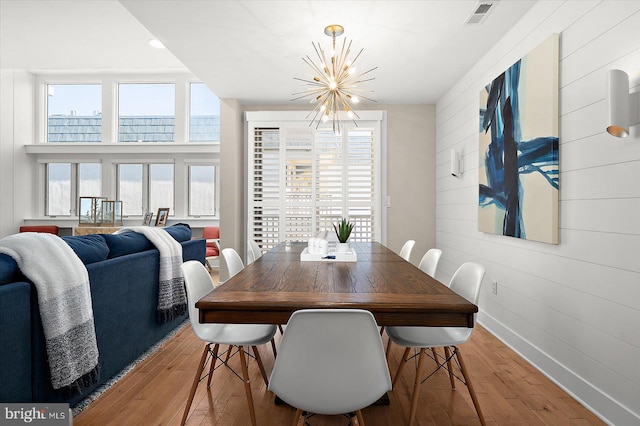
[329,80,337,90]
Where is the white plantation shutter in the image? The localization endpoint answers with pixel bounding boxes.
[247,112,382,251]
[251,127,280,248]
[347,128,375,241]
[315,130,343,236]
[284,128,313,241]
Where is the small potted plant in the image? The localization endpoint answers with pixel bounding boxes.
[333,218,354,253]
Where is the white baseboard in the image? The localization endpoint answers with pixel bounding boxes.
[478,312,639,426]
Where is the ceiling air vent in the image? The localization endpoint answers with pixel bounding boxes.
[464,1,495,25]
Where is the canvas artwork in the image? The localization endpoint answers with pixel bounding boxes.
[478,34,559,244]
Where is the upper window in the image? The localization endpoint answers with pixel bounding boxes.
[118,83,175,142]
[47,84,102,142]
[190,83,220,142]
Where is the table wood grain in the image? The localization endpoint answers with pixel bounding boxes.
[196,242,478,327]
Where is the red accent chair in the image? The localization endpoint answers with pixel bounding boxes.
[19,226,59,235]
[202,226,220,271]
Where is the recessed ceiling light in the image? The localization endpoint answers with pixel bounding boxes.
[148,39,165,49]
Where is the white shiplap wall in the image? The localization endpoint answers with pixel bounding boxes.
[435,1,640,425]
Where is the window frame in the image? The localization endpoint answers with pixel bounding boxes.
[43,161,103,217]
[186,162,218,217]
[189,82,221,142]
[46,83,103,143]
[115,162,176,217]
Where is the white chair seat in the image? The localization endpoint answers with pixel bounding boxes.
[386,326,471,348]
[194,323,276,346]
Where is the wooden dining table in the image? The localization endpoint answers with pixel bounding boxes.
[196,241,478,328]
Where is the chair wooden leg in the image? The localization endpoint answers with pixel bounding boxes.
[252,345,269,386]
[385,338,393,359]
[431,347,439,364]
[356,409,366,425]
[278,324,284,335]
[206,343,220,388]
[239,346,258,426]
[455,347,486,426]
[291,408,303,426]
[379,325,385,336]
[443,346,456,390]
[270,337,278,358]
[224,345,233,363]
[408,348,427,426]
[181,344,209,426]
[392,347,412,388]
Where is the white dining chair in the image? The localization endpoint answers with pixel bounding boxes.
[180,260,277,426]
[246,239,263,265]
[268,309,392,425]
[418,248,443,278]
[399,239,416,262]
[220,247,244,285]
[386,248,445,358]
[386,262,486,426]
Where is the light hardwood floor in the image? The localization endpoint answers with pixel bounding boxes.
[74,271,605,426]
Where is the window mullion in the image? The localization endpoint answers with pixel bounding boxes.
[71,163,79,216]
[103,77,116,143]
[342,129,349,218]
[143,164,150,215]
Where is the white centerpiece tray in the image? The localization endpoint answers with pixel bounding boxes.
[300,247,357,262]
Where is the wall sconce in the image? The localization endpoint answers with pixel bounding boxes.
[607,69,640,138]
[450,149,462,178]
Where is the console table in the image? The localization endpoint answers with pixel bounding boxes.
[73,226,121,236]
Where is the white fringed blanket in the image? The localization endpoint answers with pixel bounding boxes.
[115,227,186,322]
[0,233,99,392]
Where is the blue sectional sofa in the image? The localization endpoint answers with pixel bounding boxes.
[0,224,205,406]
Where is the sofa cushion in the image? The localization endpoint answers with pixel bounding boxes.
[103,232,154,259]
[0,254,20,285]
[61,234,110,265]
[164,223,192,242]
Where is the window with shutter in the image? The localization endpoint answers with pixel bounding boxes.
[247,111,383,251]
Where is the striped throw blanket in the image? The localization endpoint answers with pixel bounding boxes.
[115,226,186,322]
[0,233,99,392]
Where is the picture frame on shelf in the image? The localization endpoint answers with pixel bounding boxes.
[143,211,154,226]
[155,208,170,227]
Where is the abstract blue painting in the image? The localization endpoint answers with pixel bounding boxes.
[479,34,559,244]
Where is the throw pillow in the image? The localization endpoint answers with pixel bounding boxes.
[61,234,110,265]
[102,232,154,258]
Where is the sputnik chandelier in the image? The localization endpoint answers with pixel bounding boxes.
[292,24,376,134]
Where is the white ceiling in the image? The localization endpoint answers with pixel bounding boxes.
[1,0,537,105]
